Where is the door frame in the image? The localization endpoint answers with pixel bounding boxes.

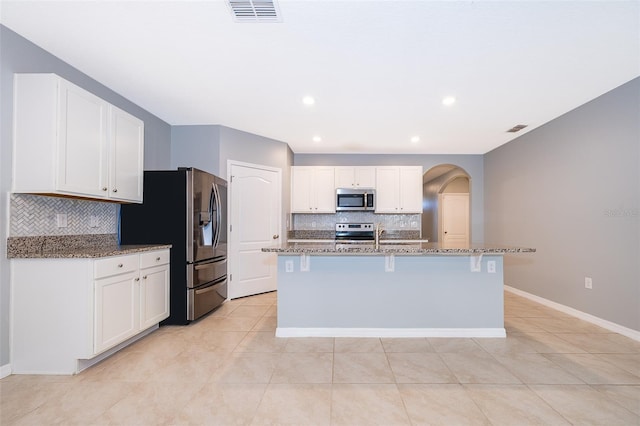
[227,160,282,299]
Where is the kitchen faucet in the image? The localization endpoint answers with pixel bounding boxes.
[375,223,384,246]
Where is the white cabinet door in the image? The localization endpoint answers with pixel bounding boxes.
[334,167,356,189]
[139,264,170,329]
[375,166,422,213]
[139,249,170,329]
[335,167,376,189]
[94,271,139,354]
[291,167,314,212]
[314,167,336,212]
[291,166,335,213]
[57,80,109,198]
[355,167,376,188]
[375,167,400,213]
[399,166,423,213]
[109,106,144,202]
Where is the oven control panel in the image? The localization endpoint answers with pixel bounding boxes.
[335,223,374,231]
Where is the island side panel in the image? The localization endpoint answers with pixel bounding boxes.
[276,255,504,336]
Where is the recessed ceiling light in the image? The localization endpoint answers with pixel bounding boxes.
[302,96,315,106]
[410,136,420,143]
[312,135,322,142]
[442,96,456,106]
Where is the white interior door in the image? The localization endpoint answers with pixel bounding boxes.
[228,162,281,299]
[441,193,470,247]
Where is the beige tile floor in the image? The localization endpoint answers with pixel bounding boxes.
[2,290,639,425]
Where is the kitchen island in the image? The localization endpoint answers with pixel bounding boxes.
[262,242,535,338]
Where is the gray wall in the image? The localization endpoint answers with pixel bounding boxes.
[0,25,172,368]
[169,124,294,232]
[171,125,221,175]
[484,77,640,332]
[295,154,484,242]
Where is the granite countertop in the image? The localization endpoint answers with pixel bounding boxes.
[7,234,171,259]
[263,241,536,255]
[287,229,423,243]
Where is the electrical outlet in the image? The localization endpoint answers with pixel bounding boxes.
[385,255,395,272]
[89,215,99,228]
[311,221,316,228]
[56,213,67,228]
[285,260,294,273]
[470,256,482,272]
[300,255,310,272]
[585,277,593,289]
[487,260,496,273]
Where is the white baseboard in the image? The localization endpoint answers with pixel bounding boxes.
[0,363,11,379]
[505,285,640,341]
[276,328,506,338]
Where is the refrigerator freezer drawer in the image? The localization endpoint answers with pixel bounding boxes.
[189,257,227,289]
[188,278,227,321]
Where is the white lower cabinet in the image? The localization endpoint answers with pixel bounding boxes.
[139,251,171,329]
[11,249,169,374]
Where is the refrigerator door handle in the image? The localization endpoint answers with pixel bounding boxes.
[212,183,222,248]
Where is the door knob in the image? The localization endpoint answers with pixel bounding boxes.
[273,234,279,239]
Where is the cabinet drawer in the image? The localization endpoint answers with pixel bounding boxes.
[94,255,138,279]
[140,250,170,269]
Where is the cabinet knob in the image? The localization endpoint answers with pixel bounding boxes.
[102,187,108,191]
[112,188,118,193]
[135,277,140,281]
[273,234,279,239]
[156,257,161,261]
[143,275,147,280]
[117,263,123,268]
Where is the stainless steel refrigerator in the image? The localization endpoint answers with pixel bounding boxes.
[119,167,227,324]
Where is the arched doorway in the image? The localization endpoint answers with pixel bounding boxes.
[422,165,471,244]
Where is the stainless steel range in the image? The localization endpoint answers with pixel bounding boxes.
[335,223,375,241]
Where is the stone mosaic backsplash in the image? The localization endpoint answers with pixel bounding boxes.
[292,212,421,231]
[10,194,118,237]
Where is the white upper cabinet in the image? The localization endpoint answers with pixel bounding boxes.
[12,73,144,203]
[334,167,376,189]
[291,166,335,213]
[375,166,423,213]
[109,106,144,202]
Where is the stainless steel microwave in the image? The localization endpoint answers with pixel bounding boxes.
[336,188,375,211]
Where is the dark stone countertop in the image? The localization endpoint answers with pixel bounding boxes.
[7,234,171,259]
[263,241,536,256]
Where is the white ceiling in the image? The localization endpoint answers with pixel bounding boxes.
[1,1,639,154]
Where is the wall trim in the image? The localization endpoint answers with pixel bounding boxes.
[505,285,640,342]
[0,363,11,379]
[276,327,506,338]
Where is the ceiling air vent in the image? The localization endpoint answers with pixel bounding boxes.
[227,0,282,23]
[506,124,528,133]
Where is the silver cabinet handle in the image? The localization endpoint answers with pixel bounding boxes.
[156,257,161,261]
[135,277,140,281]
[143,275,147,279]
[273,234,279,239]
[112,188,118,193]
[102,187,108,191]
[117,263,123,268]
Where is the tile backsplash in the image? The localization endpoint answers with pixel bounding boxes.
[10,194,117,236]
[292,212,421,231]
